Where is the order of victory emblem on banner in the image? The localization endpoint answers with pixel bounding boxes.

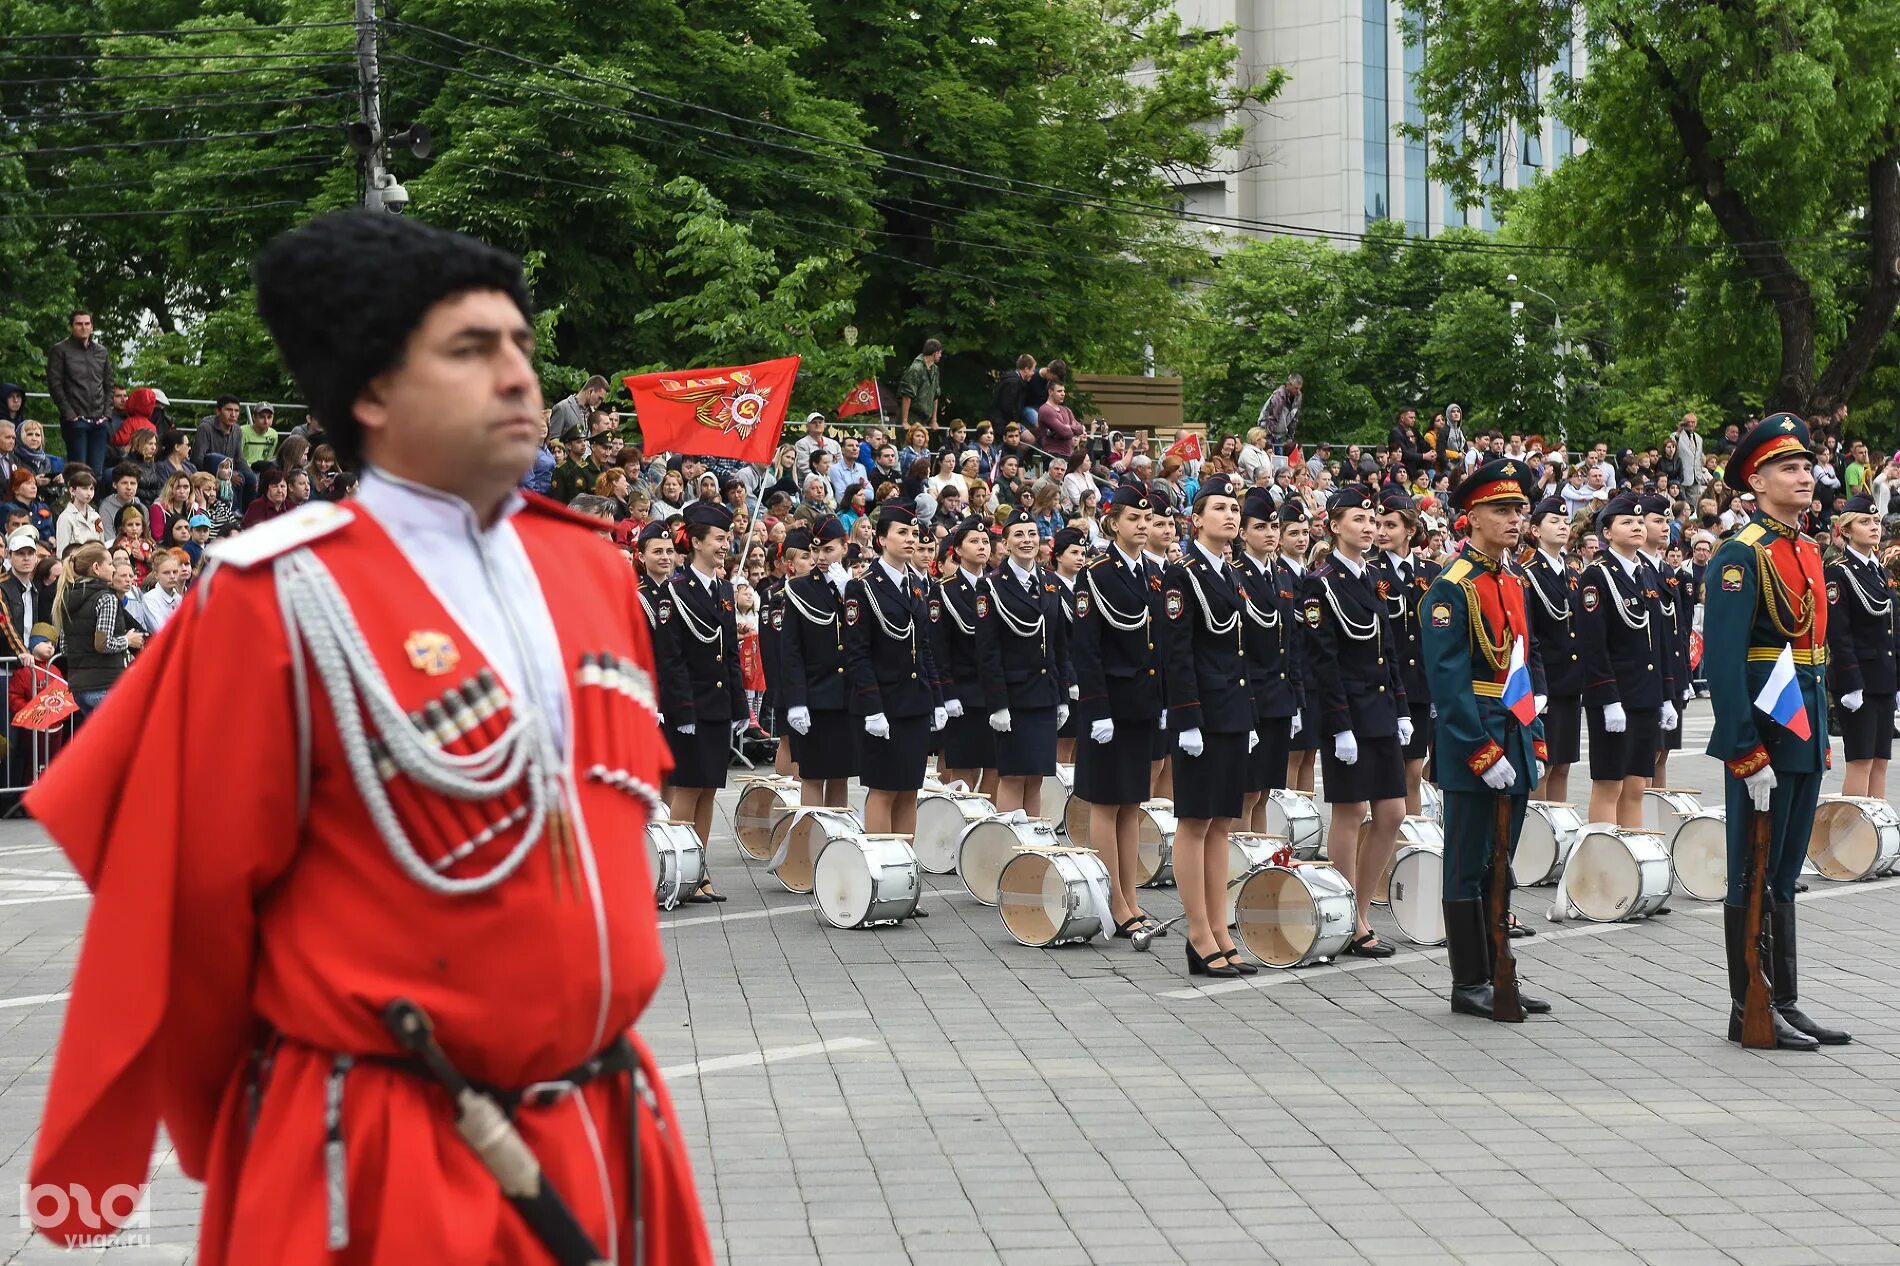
[624,355,800,463]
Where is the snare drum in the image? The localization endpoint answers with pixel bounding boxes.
[1265,788,1325,859]
[997,846,1113,946]
[1226,832,1289,926]
[732,775,801,861]
[1371,816,1445,906]
[1642,787,1704,836]
[1235,864,1356,968]
[646,819,706,911]
[958,815,1062,905]
[1047,764,1085,843]
[768,807,863,895]
[1136,799,1177,888]
[913,788,994,875]
[1564,827,1673,921]
[1388,842,1445,945]
[1669,811,1729,901]
[813,833,921,928]
[1810,796,1900,882]
[1515,801,1584,887]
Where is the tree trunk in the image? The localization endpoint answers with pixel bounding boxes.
[1813,152,1900,414]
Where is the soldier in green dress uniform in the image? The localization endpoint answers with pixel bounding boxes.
[1703,413,1850,1050]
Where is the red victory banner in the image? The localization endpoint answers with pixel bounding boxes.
[837,378,881,418]
[1164,432,1204,463]
[14,673,78,731]
[624,355,800,463]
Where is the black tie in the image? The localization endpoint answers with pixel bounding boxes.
[1398,559,1412,585]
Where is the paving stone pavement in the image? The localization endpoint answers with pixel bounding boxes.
[2,700,1898,1265]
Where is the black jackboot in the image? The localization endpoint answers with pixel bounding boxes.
[1481,884,1551,1014]
[1444,899,1494,1017]
[1724,903,1818,1050]
[1769,897,1850,1045]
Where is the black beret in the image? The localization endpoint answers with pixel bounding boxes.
[1597,493,1643,529]
[1194,473,1240,507]
[1326,483,1375,515]
[683,502,734,530]
[1276,498,1308,525]
[253,210,531,467]
[782,528,813,553]
[1377,487,1416,514]
[637,521,672,546]
[945,516,989,551]
[1001,506,1036,531]
[1109,482,1153,512]
[1531,495,1567,524]
[1241,487,1278,524]
[1843,493,1878,516]
[1053,527,1085,555]
[1639,492,1671,517]
[875,501,915,529]
[812,514,848,543]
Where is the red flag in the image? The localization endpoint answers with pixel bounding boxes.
[1690,630,1703,670]
[1164,432,1203,463]
[837,379,880,418]
[1288,443,1303,468]
[14,671,78,731]
[624,355,800,463]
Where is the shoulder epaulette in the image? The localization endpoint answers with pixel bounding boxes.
[1738,523,1766,546]
[1444,557,1473,584]
[204,501,354,569]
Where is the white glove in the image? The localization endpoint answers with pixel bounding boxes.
[1661,701,1678,731]
[944,698,964,719]
[1843,689,1865,713]
[1057,704,1070,728]
[1290,709,1302,738]
[1158,709,1167,730]
[1090,718,1114,744]
[1683,686,1694,704]
[787,706,811,735]
[1534,694,1548,717]
[1745,766,1777,813]
[865,712,891,740]
[1067,684,1079,701]
[1481,756,1517,791]
[677,722,697,736]
[1429,703,1437,719]
[931,706,948,732]
[1334,731,1359,765]
[1248,729,1259,753]
[1532,760,1545,787]
[1396,716,1414,746]
[1603,702,1627,733]
[989,709,1013,733]
[1179,727,1205,758]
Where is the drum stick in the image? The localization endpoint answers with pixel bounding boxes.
[1490,796,1523,1023]
[1739,808,1777,1049]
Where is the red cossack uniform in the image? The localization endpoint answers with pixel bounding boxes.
[24,495,712,1266]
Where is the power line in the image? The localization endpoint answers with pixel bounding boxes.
[0,63,354,86]
[0,21,360,43]
[2,49,357,63]
[0,156,335,197]
[0,122,340,158]
[2,88,352,125]
[0,198,304,221]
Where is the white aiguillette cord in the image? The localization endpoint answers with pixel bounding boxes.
[276,548,555,895]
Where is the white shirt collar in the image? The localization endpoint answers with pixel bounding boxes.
[1115,546,1145,571]
[1243,549,1273,573]
[878,558,907,587]
[1056,570,1077,591]
[356,466,525,540]
[1007,558,1038,586]
[1143,550,1166,567]
[691,564,720,590]
[1281,555,1304,575]
[1385,550,1409,571]
[960,565,986,584]
[1610,548,1642,578]
[1539,548,1566,572]
[1333,550,1367,579]
[1849,545,1878,567]
[1193,540,1225,572]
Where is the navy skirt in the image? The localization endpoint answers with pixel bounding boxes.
[860,714,931,791]
[1321,734,1406,804]
[796,708,859,780]
[666,722,731,790]
[1543,694,1582,766]
[1403,699,1433,761]
[1075,719,1158,804]
[1245,715,1293,793]
[1173,731,1248,821]
[1840,691,1894,762]
[1587,704,1660,781]
[995,705,1058,778]
[940,706,996,770]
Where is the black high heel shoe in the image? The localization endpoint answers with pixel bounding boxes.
[1217,949,1258,976]
[1187,943,1240,978]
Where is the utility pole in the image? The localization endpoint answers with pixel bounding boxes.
[352,0,404,212]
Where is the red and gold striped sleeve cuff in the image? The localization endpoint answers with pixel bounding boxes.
[1533,739,1548,762]
[1468,739,1504,776]
[1727,746,1770,779]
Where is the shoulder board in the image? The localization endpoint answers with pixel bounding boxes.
[204,501,354,569]
[1088,556,1112,569]
[1738,523,1766,546]
[1443,558,1473,584]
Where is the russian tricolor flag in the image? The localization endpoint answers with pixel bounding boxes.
[1754,643,1811,740]
[1503,636,1537,727]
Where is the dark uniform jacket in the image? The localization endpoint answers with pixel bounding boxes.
[1235,552,1298,722]
[1073,549,1165,724]
[1162,544,1255,736]
[842,561,944,720]
[1826,548,1898,699]
[1369,550,1439,707]
[1273,556,1311,722]
[1645,552,1694,705]
[777,572,853,713]
[667,568,746,724]
[1574,553,1675,710]
[1300,554,1406,739]
[989,560,1074,710]
[1522,550,1586,698]
[931,569,1006,714]
[637,572,695,727]
[1420,548,1548,793]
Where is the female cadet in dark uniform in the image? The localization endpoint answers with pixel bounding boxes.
[842,502,947,835]
[1523,496,1584,803]
[1235,488,1300,831]
[1641,492,1694,786]
[1304,484,1409,958]
[989,507,1074,814]
[1145,490,1177,800]
[1827,493,1897,800]
[1051,526,1089,765]
[665,502,746,899]
[760,530,808,778]
[636,521,694,787]
[1371,488,1438,815]
[1575,493,1677,827]
[780,516,858,808]
[1074,482,1166,936]
[931,517,1004,791]
[1161,474,1257,978]
[1276,501,1317,793]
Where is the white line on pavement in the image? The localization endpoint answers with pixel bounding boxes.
[0,991,70,1009]
[0,845,62,859]
[661,1036,876,1080]
[658,902,813,930]
[0,892,89,908]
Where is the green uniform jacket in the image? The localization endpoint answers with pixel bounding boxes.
[1420,549,1546,795]
[1702,511,1830,778]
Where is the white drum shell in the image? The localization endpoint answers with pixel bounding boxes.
[1137,799,1177,888]
[769,807,863,895]
[1388,843,1446,945]
[1810,797,1900,882]
[914,790,993,875]
[958,816,1062,905]
[1567,828,1673,921]
[813,834,921,928]
[1225,833,1283,925]
[1515,801,1585,887]
[1235,864,1356,968]
[1265,789,1325,860]
[733,777,801,861]
[1372,816,1444,906]
[647,820,706,910]
[997,848,1112,946]
[1642,789,1703,836]
[1669,811,1730,901]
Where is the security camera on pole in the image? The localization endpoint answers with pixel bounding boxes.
[349,0,429,213]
